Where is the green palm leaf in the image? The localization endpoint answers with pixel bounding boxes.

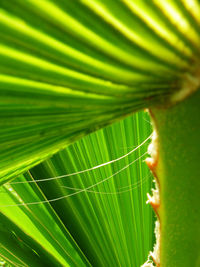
[1,112,153,266]
[1,0,199,183]
[1,1,200,266]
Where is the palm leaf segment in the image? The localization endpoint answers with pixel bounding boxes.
[1,0,199,183]
[0,1,199,266]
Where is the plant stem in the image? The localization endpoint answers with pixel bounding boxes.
[149,88,200,266]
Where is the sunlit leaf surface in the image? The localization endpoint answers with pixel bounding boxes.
[1,112,154,266]
[1,1,200,266]
[1,0,199,183]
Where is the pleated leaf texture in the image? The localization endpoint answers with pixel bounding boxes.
[1,0,200,184]
[0,111,154,266]
[1,1,200,266]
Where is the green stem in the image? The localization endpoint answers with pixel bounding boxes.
[150,89,200,266]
